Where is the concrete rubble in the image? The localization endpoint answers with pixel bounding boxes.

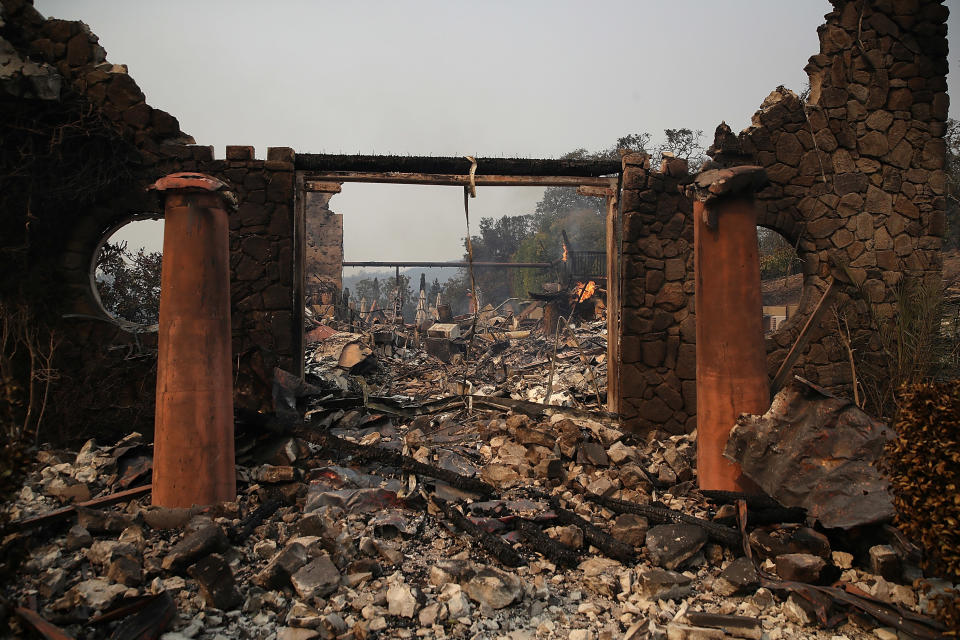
[3,326,956,639]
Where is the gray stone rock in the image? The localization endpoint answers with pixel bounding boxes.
[441,583,472,619]
[187,553,242,610]
[162,522,227,572]
[65,525,92,550]
[290,554,340,600]
[645,524,708,570]
[577,442,609,466]
[463,566,522,609]
[76,506,136,534]
[428,558,476,586]
[106,555,142,586]
[869,545,901,581]
[276,628,319,640]
[712,556,759,596]
[775,553,825,583]
[141,506,201,530]
[86,540,138,567]
[387,581,419,618]
[637,567,692,600]
[255,542,310,590]
[62,578,126,611]
[611,514,648,547]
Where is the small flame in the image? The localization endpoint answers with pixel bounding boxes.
[562,243,568,262]
[573,280,597,301]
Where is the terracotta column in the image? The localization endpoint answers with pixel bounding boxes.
[690,166,769,491]
[149,173,236,508]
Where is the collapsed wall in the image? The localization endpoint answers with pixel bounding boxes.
[0,0,301,438]
[619,0,949,433]
[300,179,345,306]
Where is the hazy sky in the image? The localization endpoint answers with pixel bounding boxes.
[37,1,959,270]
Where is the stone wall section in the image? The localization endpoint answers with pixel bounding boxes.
[741,0,948,391]
[301,185,344,295]
[619,0,949,433]
[2,1,300,415]
[619,154,695,435]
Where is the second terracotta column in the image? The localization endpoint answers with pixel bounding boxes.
[691,166,770,492]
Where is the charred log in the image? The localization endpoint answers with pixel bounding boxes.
[431,497,524,568]
[582,492,741,547]
[547,498,635,563]
[514,518,581,568]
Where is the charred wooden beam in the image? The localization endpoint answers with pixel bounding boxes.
[431,497,524,567]
[295,154,621,177]
[9,485,151,531]
[582,491,741,547]
[547,499,635,563]
[106,591,176,640]
[14,608,74,640]
[514,518,581,568]
[229,499,282,544]
[701,490,782,510]
[295,430,497,498]
[304,172,614,188]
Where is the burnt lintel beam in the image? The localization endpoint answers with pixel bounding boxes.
[294,153,621,177]
[305,173,612,188]
[343,261,552,269]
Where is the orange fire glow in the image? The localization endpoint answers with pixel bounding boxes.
[573,280,597,301]
[562,244,568,262]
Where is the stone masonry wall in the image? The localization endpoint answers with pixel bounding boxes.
[300,182,344,295]
[619,155,696,435]
[743,0,949,396]
[619,0,949,433]
[2,1,300,426]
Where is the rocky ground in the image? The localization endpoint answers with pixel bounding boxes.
[2,323,957,639]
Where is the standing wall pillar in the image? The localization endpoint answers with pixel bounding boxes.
[149,172,237,508]
[688,166,769,491]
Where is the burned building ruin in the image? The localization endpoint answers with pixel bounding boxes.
[1,0,957,638]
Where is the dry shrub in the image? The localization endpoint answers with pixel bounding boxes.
[885,382,960,582]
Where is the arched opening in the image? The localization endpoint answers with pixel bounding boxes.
[91,216,164,328]
[758,226,802,334]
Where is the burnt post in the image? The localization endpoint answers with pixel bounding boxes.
[149,173,237,508]
[686,165,769,492]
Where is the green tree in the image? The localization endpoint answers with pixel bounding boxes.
[355,277,382,309]
[95,241,162,325]
[428,278,442,305]
[757,228,799,280]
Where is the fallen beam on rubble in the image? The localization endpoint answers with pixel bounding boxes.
[103,591,176,639]
[343,261,552,269]
[296,153,621,176]
[10,485,151,531]
[305,172,614,188]
[580,490,741,547]
[544,495,635,563]
[14,608,74,640]
[431,497,524,567]
[294,430,498,498]
[514,518,581,568]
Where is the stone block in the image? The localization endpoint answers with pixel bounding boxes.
[267,147,295,163]
[226,145,255,161]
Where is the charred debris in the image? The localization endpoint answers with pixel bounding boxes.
[3,286,956,640]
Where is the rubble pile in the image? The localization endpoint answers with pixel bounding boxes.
[305,303,608,410]
[4,379,957,639]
